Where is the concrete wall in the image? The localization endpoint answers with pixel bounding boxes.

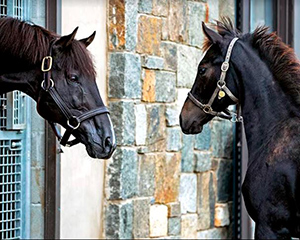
[104,0,235,239]
[60,0,107,238]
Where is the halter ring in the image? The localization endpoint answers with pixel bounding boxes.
[41,56,53,72]
[41,79,54,90]
[203,105,213,114]
[217,80,226,89]
[67,117,81,130]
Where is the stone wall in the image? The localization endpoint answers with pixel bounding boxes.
[105,0,235,238]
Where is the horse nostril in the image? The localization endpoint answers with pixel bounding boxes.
[104,137,112,149]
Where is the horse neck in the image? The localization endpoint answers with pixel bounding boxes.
[233,44,300,163]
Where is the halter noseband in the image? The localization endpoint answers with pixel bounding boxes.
[39,39,110,147]
[188,37,242,122]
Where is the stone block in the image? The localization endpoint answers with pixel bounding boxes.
[135,104,147,145]
[166,127,182,152]
[181,134,195,172]
[195,123,211,150]
[31,131,45,168]
[31,167,44,204]
[150,204,168,237]
[142,55,164,69]
[194,151,211,172]
[142,69,156,102]
[177,44,202,88]
[165,104,178,127]
[133,198,151,238]
[188,1,206,47]
[105,202,133,239]
[168,217,181,236]
[211,120,233,159]
[181,214,198,239]
[167,0,188,43]
[155,71,176,103]
[109,101,135,145]
[30,205,44,239]
[197,228,228,239]
[108,52,141,99]
[215,203,230,227]
[153,0,168,16]
[198,172,215,230]
[108,0,138,51]
[207,0,219,22]
[138,0,152,13]
[155,153,181,203]
[162,17,168,40]
[106,148,138,200]
[138,153,156,197]
[137,15,162,55]
[219,0,235,20]
[216,159,233,202]
[179,174,197,213]
[161,42,177,71]
[146,104,166,152]
[167,202,181,217]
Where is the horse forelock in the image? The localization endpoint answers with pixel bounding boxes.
[202,17,300,106]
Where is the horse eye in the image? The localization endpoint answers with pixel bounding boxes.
[69,74,78,81]
[198,67,207,75]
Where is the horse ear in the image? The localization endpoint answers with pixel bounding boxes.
[202,22,222,44]
[79,31,96,47]
[56,26,79,48]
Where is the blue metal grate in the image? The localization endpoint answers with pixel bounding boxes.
[13,0,22,19]
[0,0,7,18]
[0,94,7,130]
[0,139,22,240]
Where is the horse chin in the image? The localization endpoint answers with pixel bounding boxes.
[85,143,116,159]
[182,125,203,135]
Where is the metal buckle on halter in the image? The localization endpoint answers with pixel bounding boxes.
[230,113,243,123]
[202,105,213,114]
[67,116,81,130]
[41,79,54,90]
[41,56,53,72]
[221,62,229,72]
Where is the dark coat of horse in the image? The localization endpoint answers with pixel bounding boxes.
[0,17,116,159]
[180,18,300,239]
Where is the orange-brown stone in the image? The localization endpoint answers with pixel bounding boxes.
[155,152,181,203]
[108,0,126,50]
[137,15,162,55]
[142,69,156,102]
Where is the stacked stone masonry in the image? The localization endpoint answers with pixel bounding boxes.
[105,0,235,239]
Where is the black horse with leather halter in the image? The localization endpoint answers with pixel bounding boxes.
[40,40,109,147]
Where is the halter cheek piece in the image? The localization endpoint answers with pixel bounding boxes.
[188,37,243,122]
[39,39,110,147]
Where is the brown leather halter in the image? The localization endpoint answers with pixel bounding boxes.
[188,37,243,122]
[39,39,110,147]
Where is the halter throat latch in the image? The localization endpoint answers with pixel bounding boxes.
[188,37,242,122]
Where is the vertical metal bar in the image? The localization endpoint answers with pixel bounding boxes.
[44,0,60,239]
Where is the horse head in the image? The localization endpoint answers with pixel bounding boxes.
[37,28,116,159]
[180,21,240,134]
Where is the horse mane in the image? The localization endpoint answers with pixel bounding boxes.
[203,17,300,106]
[0,17,96,77]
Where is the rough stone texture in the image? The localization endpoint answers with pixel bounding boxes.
[167,202,181,217]
[168,217,181,236]
[30,205,44,239]
[207,0,219,22]
[188,1,206,47]
[142,55,164,69]
[125,0,138,51]
[108,52,141,99]
[198,172,215,230]
[109,101,135,145]
[153,0,168,16]
[195,123,211,150]
[138,153,156,196]
[155,153,181,203]
[219,0,235,20]
[166,127,182,151]
[135,104,147,145]
[197,228,228,239]
[137,15,162,55]
[165,104,178,127]
[142,69,156,102]
[161,17,168,40]
[211,120,233,159]
[155,71,176,103]
[177,45,202,88]
[106,148,138,200]
[179,174,197,213]
[181,214,198,239]
[216,159,233,202]
[150,204,168,237]
[161,42,177,71]
[31,168,44,205]
[181,134,195,172]
[194,151,211,172]
[106,202,133,239]
[214,203,230,227]
[133,198,151,238]
[146,104,166,152]
[138,0,152,13]
[167,0,188,43]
